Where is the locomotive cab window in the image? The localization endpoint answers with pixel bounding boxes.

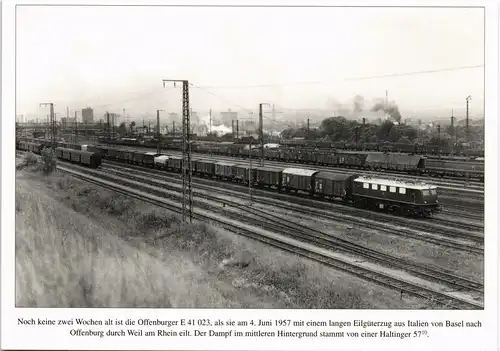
[422,190,430,196]
[389,186,396,193]
[399,187,406,194]
[430,189,437,195]
[380,185,387,191]
[363,183,369,189]
[371,184,378,190]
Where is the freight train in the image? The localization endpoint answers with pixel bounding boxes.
[146,139,484,181]
[95,145,441,217]
[16,140,441,217]
[17,137,485,181]
[16,141,102,169]
[279,139,485,158]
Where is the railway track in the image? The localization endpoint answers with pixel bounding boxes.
[102,160,484,251]
[100,144,485,191]
[55,163,483,309]
[443,206,484,221]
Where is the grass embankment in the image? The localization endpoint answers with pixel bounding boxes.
[15,152,434,308]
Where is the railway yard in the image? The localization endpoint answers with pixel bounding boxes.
[15,138,485,309]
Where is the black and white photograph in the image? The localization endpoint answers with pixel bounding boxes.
[12,3,488,313]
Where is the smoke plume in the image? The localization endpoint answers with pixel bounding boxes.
[353,95,365,113]
[371,98,402,122]
[199,114,232,136]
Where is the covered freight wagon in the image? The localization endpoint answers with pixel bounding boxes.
[255,167,282,188]
[167,156,183,172]
[314,172,357,199]
[132,151,145,164]
[105,147,120,159]
[117,150,134,163]
[154,155,169,169]
[79,150,102,168]
[215,162,236,180]
[196,160,216,177]
[70,149,81,163]
[281,168,318,193]
[233,165,256,184]
[143,152,160,166]
[62,148,71,161]
[365,153,423,172]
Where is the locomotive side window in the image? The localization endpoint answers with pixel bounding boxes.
[371,184,378,190]
[389,186,396,193]
[380,185,387,191]
[430,189,437,195]
[399,187,406,194]
[363,183,369,189]
[422,190,430,196]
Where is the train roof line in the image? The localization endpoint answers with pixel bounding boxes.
[354,176,437,190]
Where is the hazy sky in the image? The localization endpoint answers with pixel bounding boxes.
[16,5,484,120]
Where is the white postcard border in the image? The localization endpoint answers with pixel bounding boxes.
[2,1,498,350]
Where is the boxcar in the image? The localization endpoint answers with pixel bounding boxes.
[233,164,256,183]
[168,156,183,172]
[80,150,102,168]
[196,160,216,177]
[117,150,134,163]
[255,167,282,188]
[215,162,236,180]
[27,142,42,154]
[105,147,120,159]
[70,149,81,163]
[62,148,72,161]
[154,155,169,169]
[132,151,145,164]
[142,152,159,167]
[314,172,357,199]
[55,147,64,159]
[282,168,318,193]
[230,144,245,156]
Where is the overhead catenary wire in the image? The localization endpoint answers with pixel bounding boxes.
[190,83,276,122]
[191,64,484,89]
[25,64,483,120]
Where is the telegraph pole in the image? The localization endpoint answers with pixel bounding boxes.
[40,103,55,148]
[232,120,235,139]
[163,79,192,223]
[74,111,78,142]
[249,139,253,205]
[259,103,270,167]
[236,119,239,139]
[307,117,310,139]
[157,109,164,154]
[451,110,455,156]
[209,109,212,134]
[437,124,441,158]
[466,95,471,143]
[106,111,110,140]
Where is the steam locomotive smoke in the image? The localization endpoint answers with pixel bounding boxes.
[371,99,402,122]
[353,95,365,113]
[199,114,232,136]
